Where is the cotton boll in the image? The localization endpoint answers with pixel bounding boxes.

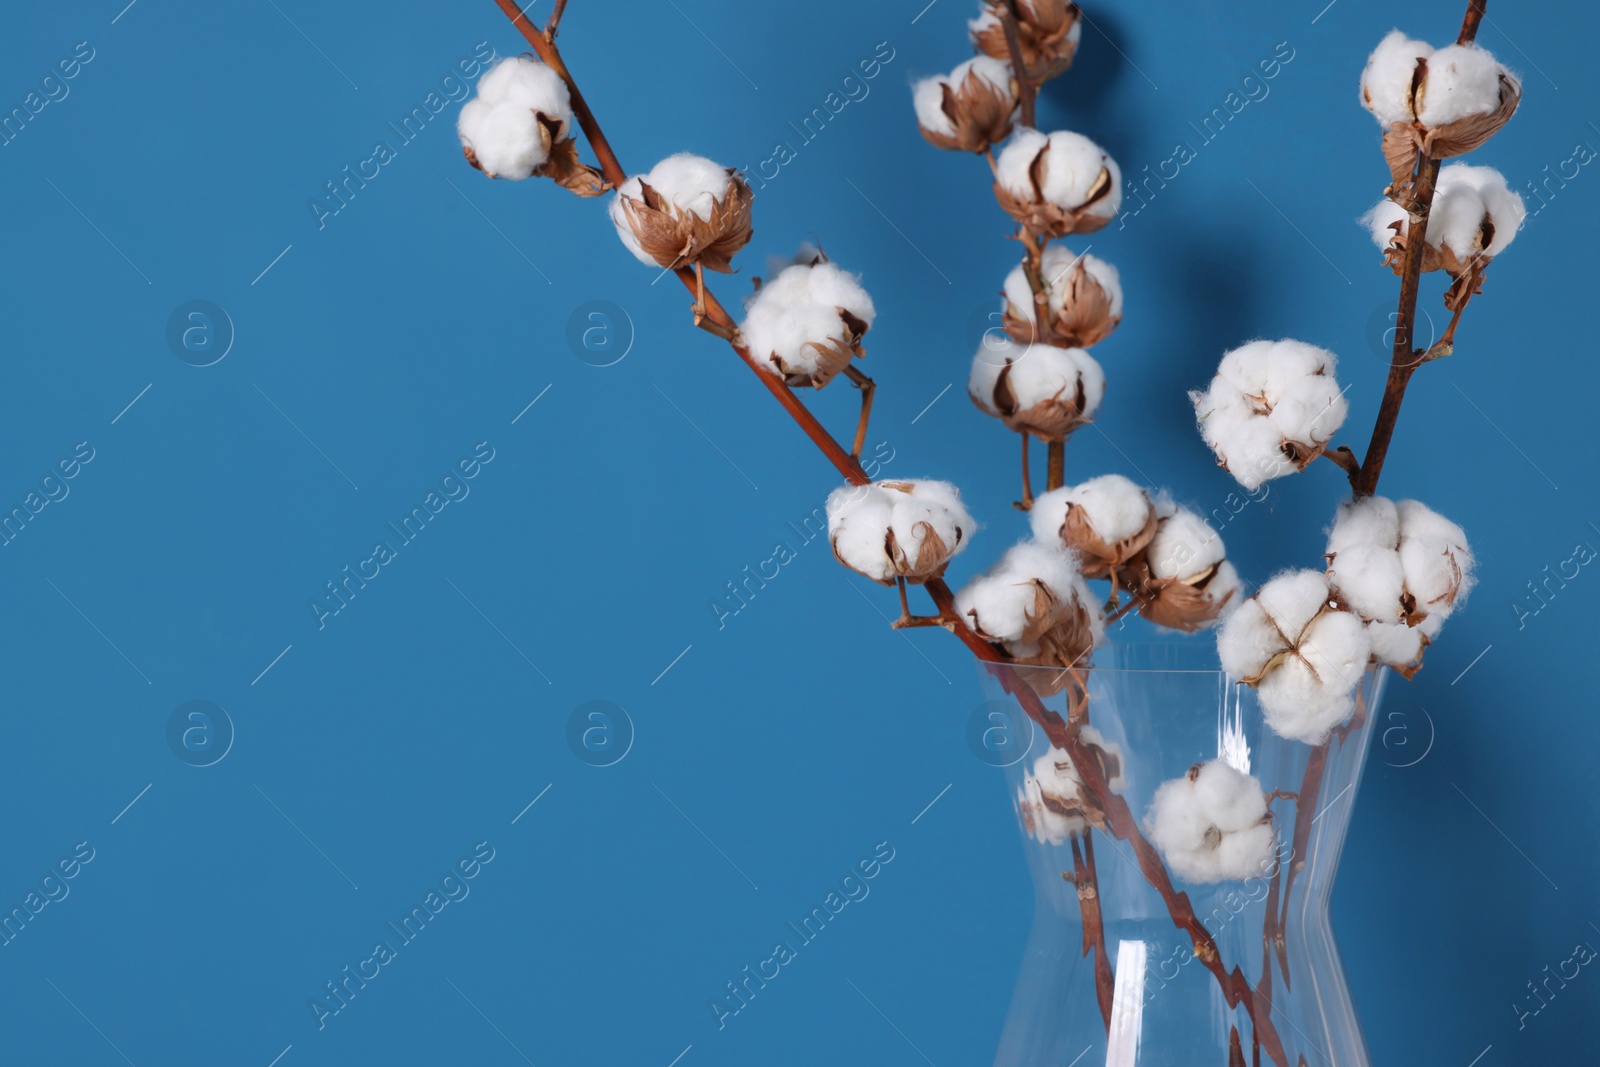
[826,480,974,585]
[1017,727,1126,843]
[1217,569,1373,738]
[1042,474,1157,574]
[1417,44,1506,127]
[1034,131,1121,216]
[1327,496,1401,557]
[970,0,1082,80]
[913,56,1017,153]
[993,128,1121,236]
[955,541,1084,645]
[609,153,752,272]
[1146,507,1226,582]
[1364,167,1526,277]
[741,261,875,388]
[1146,761,1274,884]
[1194,340,1344,488]
[476,57,573,138]
[970,341,1104,440]
[1002,245,1123,347]
[1360,30,1433,125]
[956,541,1104,677]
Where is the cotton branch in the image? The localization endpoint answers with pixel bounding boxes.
[492,7,1293,1062]
[1350,0,1489,497]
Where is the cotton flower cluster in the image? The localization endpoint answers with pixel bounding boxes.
[913,57,1018,154]
[1146,760,1276,884]
[1191,340,1349,491]
[1362,163,1526,277]
[458,57,578,182]
[1001,244,1123,348]
[969,335,1105,442]
[955,540,1104,687]
[970,0,1082,82]
[826,480,974,586]
[1016,727,1125,843]
[1360,30,1520,180]
[993,128,1122,237]
[1325,496,1475,675]
[1217,570,1372,744]
[1031,479,1240,631]
[741,254,876,388]
[609,153,753,272]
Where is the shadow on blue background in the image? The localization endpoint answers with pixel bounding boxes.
[0,0,1594,1063]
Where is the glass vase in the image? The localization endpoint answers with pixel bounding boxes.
[977,643,1388,1067]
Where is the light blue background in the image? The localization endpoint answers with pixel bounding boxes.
[1,0,1594,1064]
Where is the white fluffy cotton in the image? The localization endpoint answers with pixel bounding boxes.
[1030,475,1152,549]
[1217,570,1371,744]
[954,540,1103,651]
[1324,497,1473,671]
[1396,499,1476,617]
[741,260,876,381]
[457,57,574,180]
[1191,340,1348,491]
[1326,496,1475,623]
[826,480,974,583]
[913,56,1014,137]
[1360,30,1509,128]
[1362,164,1526,263]
[970,338,1106,422]
[1017,727,1125,844]
[995,128,1123,220]
[1003,245,1124,320]
[1146,760,1276,884]
[609,153,734,266]
[1145,501,1227,582]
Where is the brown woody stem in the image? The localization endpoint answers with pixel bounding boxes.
[1047,439,1066,491]
[1017,432,1035,510]
[1071,830,1116,1029]
[998,2,1039,128]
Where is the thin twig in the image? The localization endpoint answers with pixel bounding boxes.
[545,0,569,37]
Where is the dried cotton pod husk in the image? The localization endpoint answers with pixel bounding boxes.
[913,57,1019,153]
